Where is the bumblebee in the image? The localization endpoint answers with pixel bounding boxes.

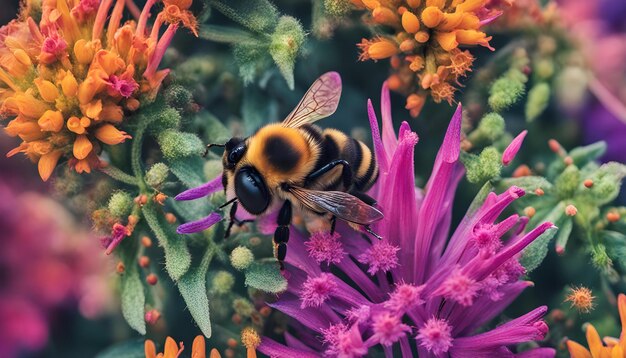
[208,72,383,268]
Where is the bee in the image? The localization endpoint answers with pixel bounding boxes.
[207,72,383,268]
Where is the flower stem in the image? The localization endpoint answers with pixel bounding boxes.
[100,165,140,186]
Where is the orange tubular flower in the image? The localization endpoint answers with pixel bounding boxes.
[0,0,196,181]
[356,0,509,117]
[567,293,626,358]
[144,335,233,358]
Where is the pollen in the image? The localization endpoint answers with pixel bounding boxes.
[370,312,411,346]
[358,240,400,275]
[416,317,453,355]
[300,273,337,308]
[304,231,345,265]
[434,268,479,306]
[241,327,261,350]
[565,286,595,313]
[384,283,425,314]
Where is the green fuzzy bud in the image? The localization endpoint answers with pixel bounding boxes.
[534,59,554,80]
[591,244,613,271]
[165,85,193,112]
[270,16,306,89]
[465,147,502,184]
[324,0,351,16]
[145,163,170,187]
[158,130,204,160]
[149,107,181,134]
[232,298,255,317]
[489,76,526,112]
[108,191,133,218]
[525,83,550,122]
[477,113,505,141]
[555,165,580,199]
[230,246,255,270]
[212,271,235,295]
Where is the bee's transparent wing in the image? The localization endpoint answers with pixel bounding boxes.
[281,72,342,128]
[288,187,383,225]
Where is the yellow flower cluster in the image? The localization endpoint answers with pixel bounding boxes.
[354,0,508,117]
[0,0,196,181]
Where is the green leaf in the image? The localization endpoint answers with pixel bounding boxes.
[242,86,273,133]
[554,218,573,253]
[178,244,216,338]
[210,0,279,33]
[169,156,208,189]
[199,111,231,144]
[521,226,558,272]
[498,176,553,194]
[142,203,191,281]
[569,141,607,165]
[95,339,145,358]
[120,265,146,335]
[244,262,287,293]
[604,231,626,269]
[199,25,258,44]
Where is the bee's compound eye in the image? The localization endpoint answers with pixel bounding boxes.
[234,167,270,215]
[228,144,246,164]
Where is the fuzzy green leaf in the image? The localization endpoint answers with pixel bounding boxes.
[200,25,258,44]
[95,339,145,358]
[244,262,287,293]
[178,245,215,338]
[210,0,279,33]
[142,203,191,281]
[569,141,607,165]
[233,43,272,85]
[199,111,231,144]
[120,265,146,335]
[499,176,553,194]
[169,156,208,189]
[521,226,558,272]
[525,82,550,122]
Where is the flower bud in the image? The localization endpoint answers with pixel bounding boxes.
[230,246,255,270]
[95,124,132,145]
[270,16,306,89]
[108,191,134,218]
[212,271,235,294]
[145,163,170,187]
[38,110,64,132]
[34,78,59,102]
[401,11,420,33]
[158,130,204,160]
[525,83,550,122]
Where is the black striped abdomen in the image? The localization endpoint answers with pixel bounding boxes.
[299,125,378,192]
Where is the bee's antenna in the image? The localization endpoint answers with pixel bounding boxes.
[203,143,226,157]
[219,197,237,209]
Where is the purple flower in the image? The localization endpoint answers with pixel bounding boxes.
[256,82,556,357]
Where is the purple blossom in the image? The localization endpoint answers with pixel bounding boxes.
[256,82,556,357]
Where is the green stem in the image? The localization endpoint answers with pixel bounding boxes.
[131,116,151,192]
[100,165,139,186]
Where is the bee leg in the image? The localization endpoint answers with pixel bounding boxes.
[305,160,352,189]
[274,201,292,270]
[330,216,337,235]
[224,201,254,238]
[364,225,382,240]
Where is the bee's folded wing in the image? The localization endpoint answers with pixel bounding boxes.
[288,187,383,225]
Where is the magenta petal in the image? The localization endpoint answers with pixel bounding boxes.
[452,306,548,351]
[381,81,398,158]
[175,175,223,201]
[258,337,319,358]
[502,130,528,165]
[367,99,389,172]
[176,212,222,234]
[441,103,463,164]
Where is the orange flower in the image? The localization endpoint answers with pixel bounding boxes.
[567,293,626,358]
[0,0,192,181]
[356,0,506,117]
[144,335,210,358]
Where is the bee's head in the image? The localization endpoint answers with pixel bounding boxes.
[223,137,247,169]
